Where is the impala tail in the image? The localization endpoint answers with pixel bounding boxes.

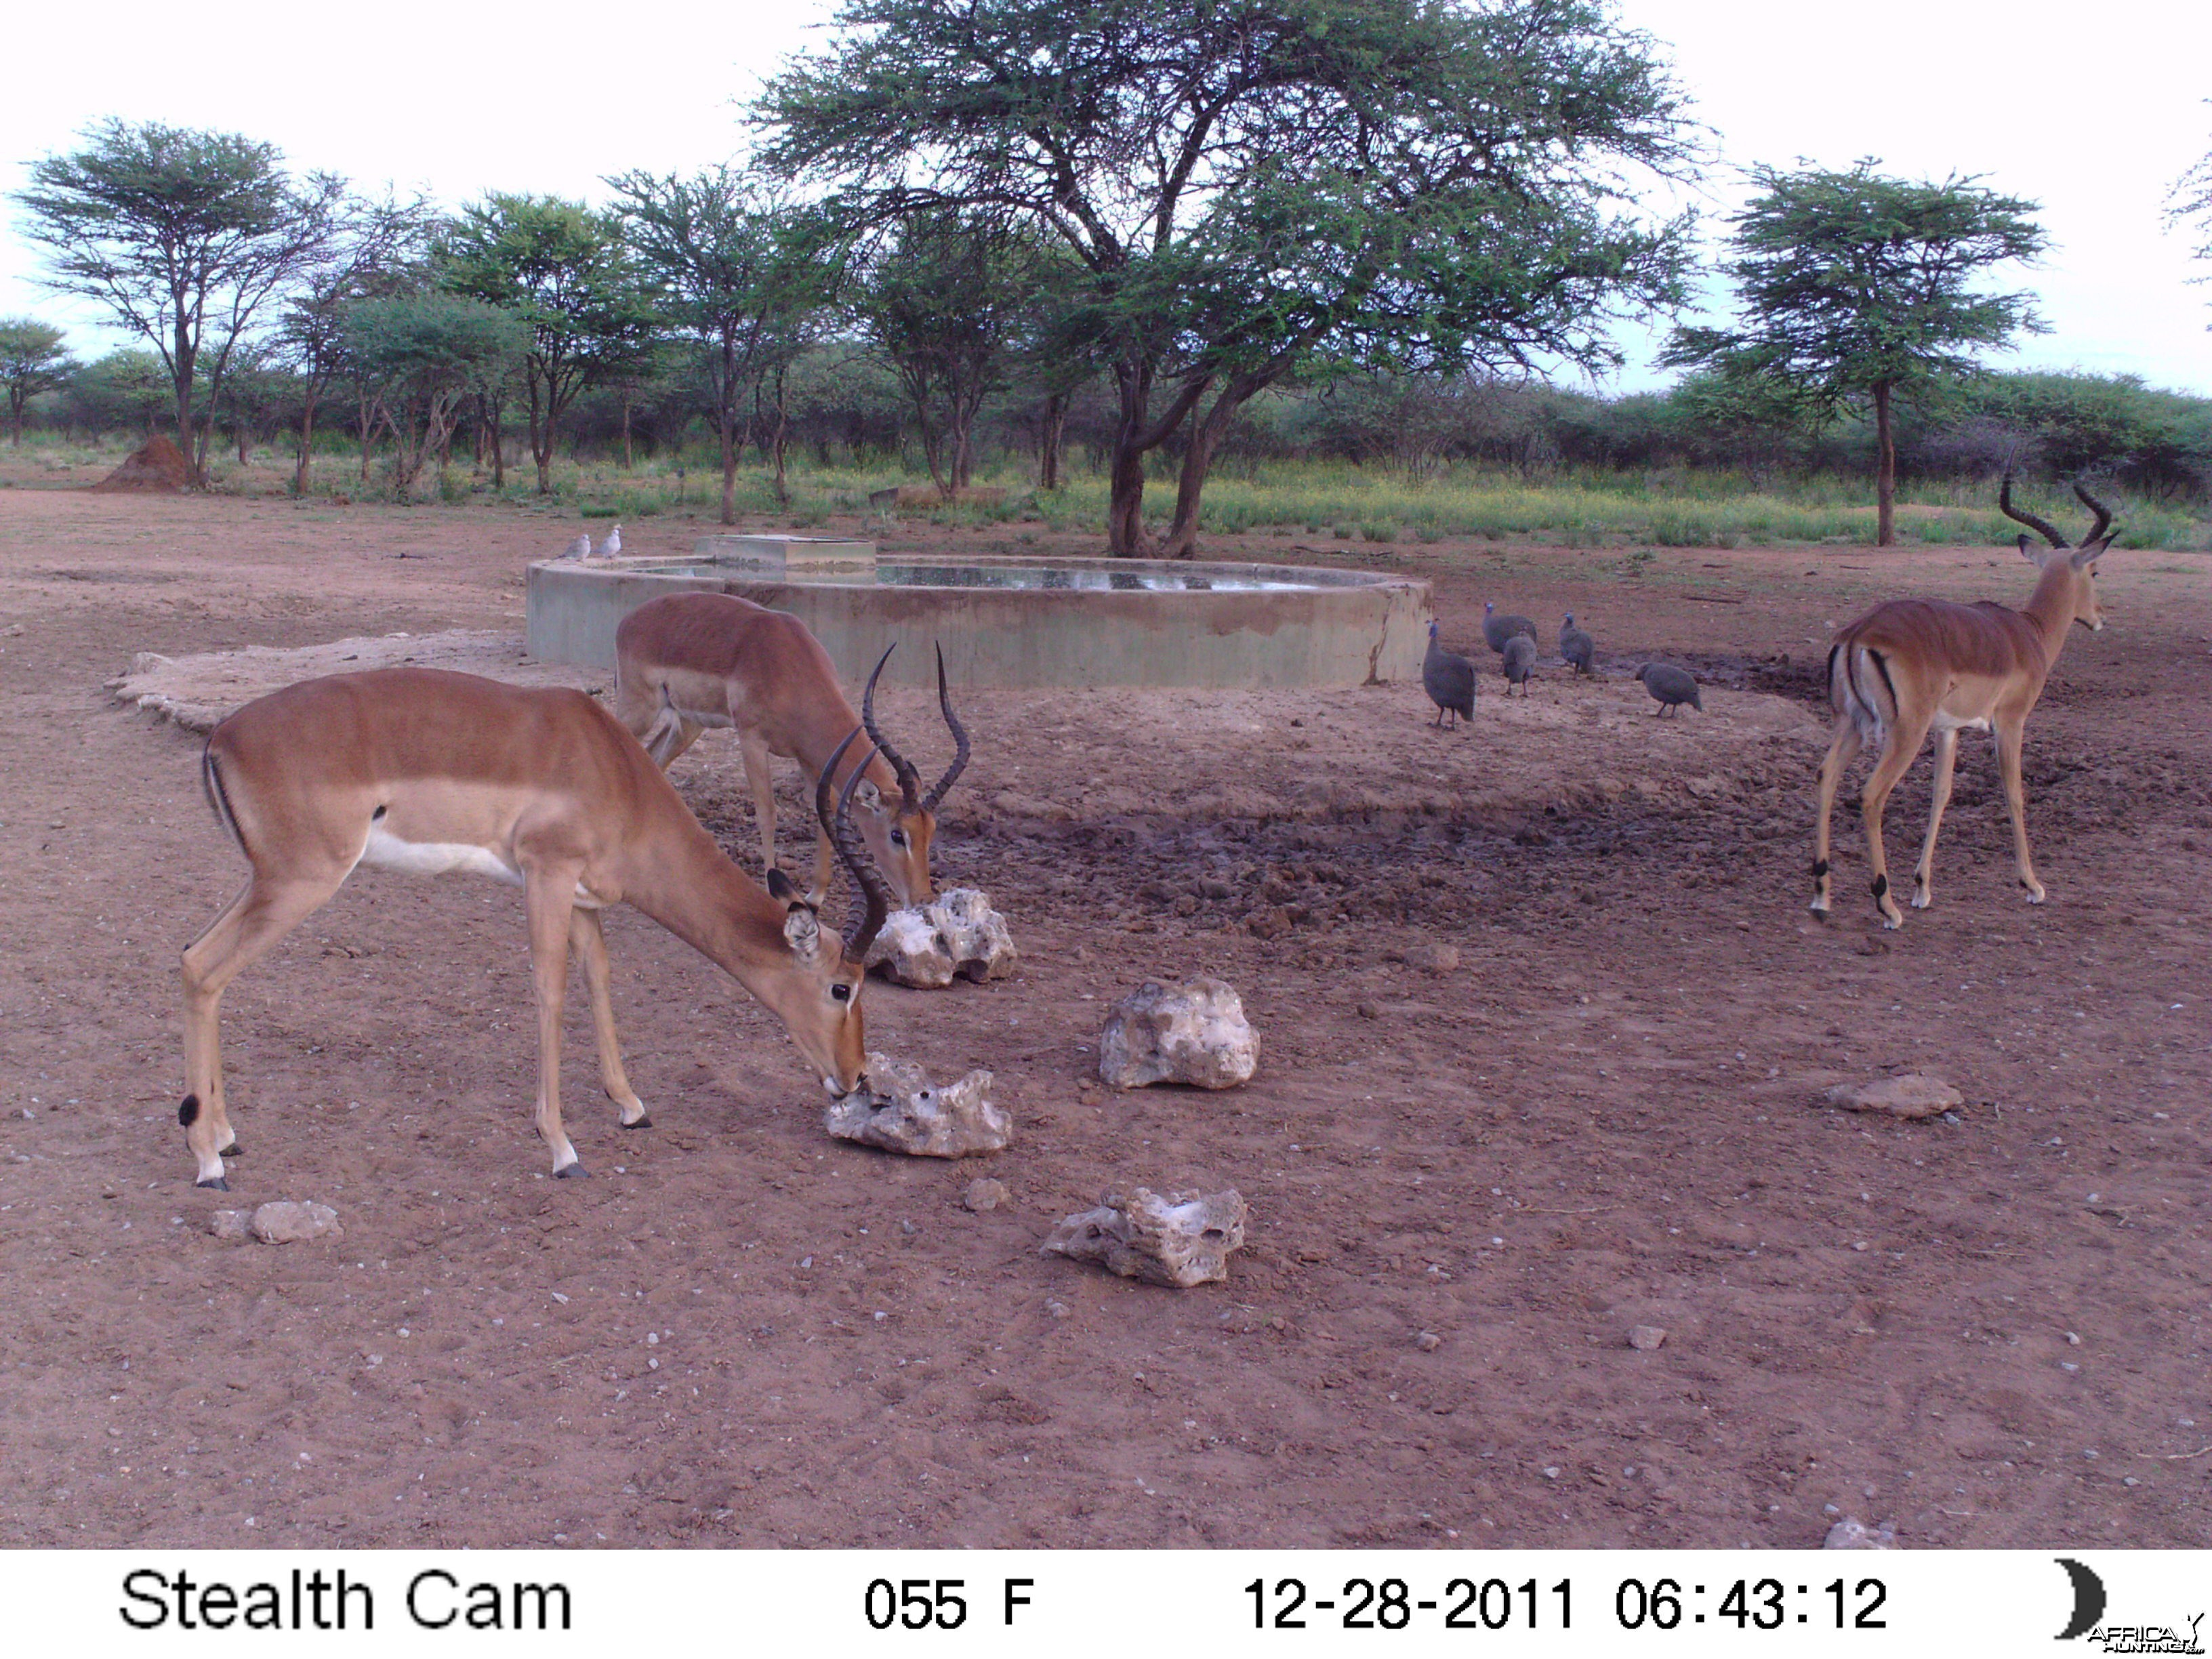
[201,745,249,860]
[1827,640,1894,752]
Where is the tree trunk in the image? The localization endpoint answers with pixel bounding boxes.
[1105,362,1155,555]
[719,415,737,527]
[1038,392,1067,491]
[769,367,790,508]
[293,401,316,494]
[621,395,633,470]
[237,419,250,466]
[359,396,375,483]
[1160,383,1256,558]
[1873,380,1896,548]
[171,316,201,487]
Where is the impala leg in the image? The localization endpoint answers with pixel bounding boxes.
[1811,716,1862,916]
[735,728,792,896]
[524,869,587,1177]
[1859,714,1931,930]
[1994,716,2045,904]
[1911,728,1959,910]
[569,907,648,1129]
[180,872,345,1188]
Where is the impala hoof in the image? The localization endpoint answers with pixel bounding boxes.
[554,1162,590,1179]
[197,1175,229,1191]
[1910,891,1931,910]
[621,1114,653,1131]
[1809,896,1830,916]
[220,1142,243,1158]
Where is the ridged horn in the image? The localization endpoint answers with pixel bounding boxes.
[920,643,970,814]
[814,726,891,960]
[2071,478,2116,545]
[859,644,921,811]
[1999,471,2069,549]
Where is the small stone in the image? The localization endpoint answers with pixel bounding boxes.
[1404,941,1461,975]
[963,1177,1010,1212]
[826,1054,1011,1158]
[1628,1324,1667,1351]
[1099,978,1258,1091]
[1355,999,1382,1020]
[1042,1187,1248,1288]
[248,1200,340,1244]
[1044,1298,1071,1320]
[1822,1517,1897,1550]
[1824,1074,1963,1120]
[209,1210,251,1240]
[1414,1330,1442,1352]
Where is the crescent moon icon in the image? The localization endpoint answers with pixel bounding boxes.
[2055,1557,2106,1641]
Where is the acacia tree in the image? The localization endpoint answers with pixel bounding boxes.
[851,211,1050,497]
[274,192,432,493]
[13,121,346,481]
[0,319,77,445]
[1664,161,2045,546]
[605,169,830,521]
[2169,113,2212,310]
[760,0,1694,555]
[438,195,657,493]
[342,293,526,500]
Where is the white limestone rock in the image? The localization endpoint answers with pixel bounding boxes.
[867,909,955,987]
[1041,1187,1248,1288]
[248,1200,341,1244]
[825,1052,1012,1158]
[1099,977,1258,1090]
[208,1210,251,1240]
[866,888,1017,988]
[1822,1517,1897,1550]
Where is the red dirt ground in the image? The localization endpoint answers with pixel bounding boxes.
[0,480,2206,1551]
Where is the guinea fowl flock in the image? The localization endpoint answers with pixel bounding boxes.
[1422,600,1705,727]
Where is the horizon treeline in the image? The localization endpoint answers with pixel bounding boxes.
[5,0,2210,544]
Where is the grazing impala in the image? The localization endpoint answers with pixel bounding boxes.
[1812,477,2116,928]
[613,592,968,906]
[179,668,891,1188]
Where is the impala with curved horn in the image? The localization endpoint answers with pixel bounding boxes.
[178,667,893,1187]
[613,592,969,906]
[1812,476,2116,928]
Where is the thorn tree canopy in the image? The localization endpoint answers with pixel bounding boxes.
[605,169,834,523]
[0,319,77,447]
[758,0,1698,555]
[13,120,347,482]
[437,194,659,494]
[1663,160,2045,546]
[2169,112,2212,307]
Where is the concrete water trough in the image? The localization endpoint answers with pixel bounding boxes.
[525,536,1431,689]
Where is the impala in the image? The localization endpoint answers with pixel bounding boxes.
[1812,478,2115,928]
[178,667,891,1188]
[613,592,968,907]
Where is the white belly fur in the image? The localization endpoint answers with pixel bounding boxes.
[1931,710,1994,734]
[361,827,524,885]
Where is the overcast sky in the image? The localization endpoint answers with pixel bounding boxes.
[2,0,2207,395]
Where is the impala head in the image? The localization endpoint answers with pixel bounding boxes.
[760,729,893,1098]
[854,642,970,907]
[2002,474,2118,632]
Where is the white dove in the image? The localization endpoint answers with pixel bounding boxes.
[562,533,591,559]
[596,523,623,558]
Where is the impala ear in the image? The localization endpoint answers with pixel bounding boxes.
[2015,533,2040,565]
[783,905,824,962]
[852,779,882,811]
[2070,537,2114,569]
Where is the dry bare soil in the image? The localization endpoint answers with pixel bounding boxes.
[1,479,2207,1550]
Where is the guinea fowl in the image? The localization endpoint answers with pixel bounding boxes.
[1483,600,1538,654]
[1422,619,1477,728]
[1502,633,1537,695]
[1559,613,1595,676]
[1637,662,1702,716]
